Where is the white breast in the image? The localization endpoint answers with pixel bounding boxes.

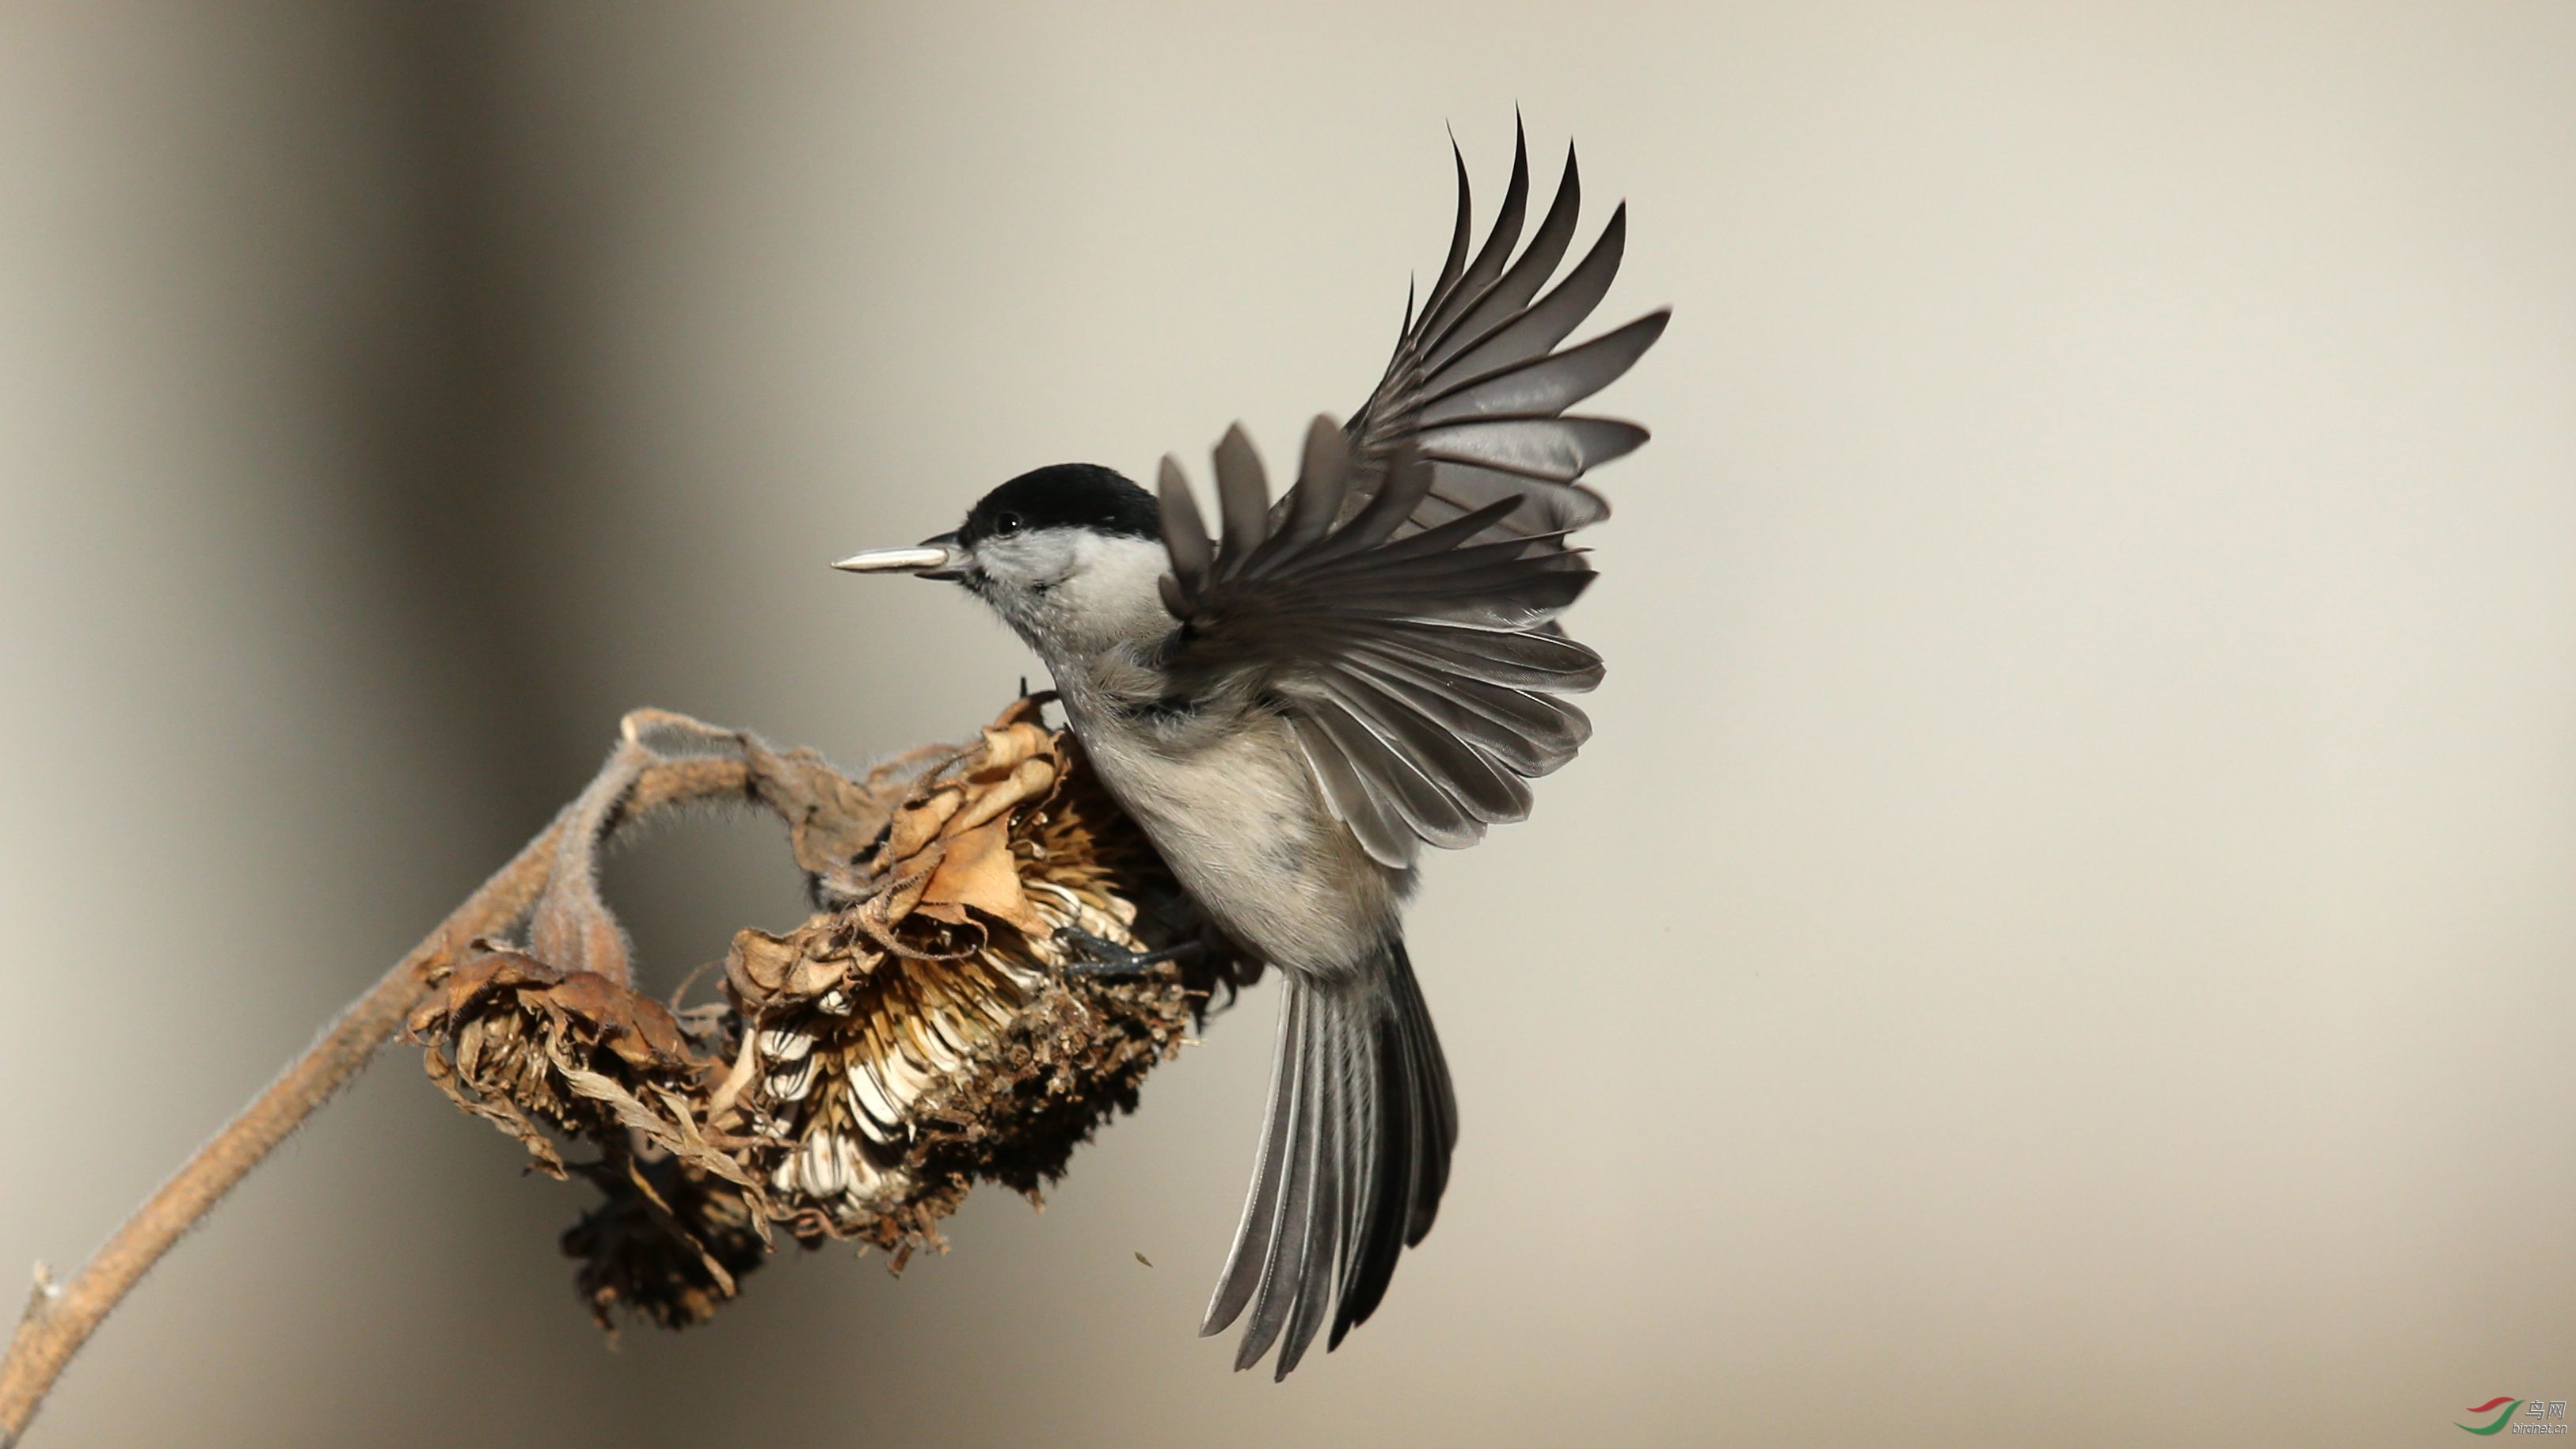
[1066,699,1402,977]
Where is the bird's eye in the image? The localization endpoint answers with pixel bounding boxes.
[993,512,1024,536]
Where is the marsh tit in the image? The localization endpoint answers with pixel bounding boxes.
[834,125,1665,1378]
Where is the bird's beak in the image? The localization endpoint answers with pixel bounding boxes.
[832,531,964,580]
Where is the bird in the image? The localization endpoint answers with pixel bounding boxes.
[831,122,1665,1379]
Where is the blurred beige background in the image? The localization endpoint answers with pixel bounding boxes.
[5,2,2574,1444]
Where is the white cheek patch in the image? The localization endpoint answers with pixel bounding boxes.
[1052,532,1175,622]
[973,530,1080,591]
[968,527,1174,660]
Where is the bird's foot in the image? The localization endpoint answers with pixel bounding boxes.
[1054,926,1204,979]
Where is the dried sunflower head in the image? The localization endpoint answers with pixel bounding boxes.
[717,698,1240,1258]
[412,697,1246,1323]
[408,949,738,1185]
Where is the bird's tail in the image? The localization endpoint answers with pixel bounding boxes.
[1200,937,1456,1379]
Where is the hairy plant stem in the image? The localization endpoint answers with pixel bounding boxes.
[0,749,757,1447]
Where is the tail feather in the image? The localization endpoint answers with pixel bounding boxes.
[1200,940,1455,1378]
[1394,953,1457,1246]
[1200,989,1303,1337]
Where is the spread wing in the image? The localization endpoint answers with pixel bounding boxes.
[1337,120,1668,547]
[1156,130,1661,868]
[1156,418,1607,869]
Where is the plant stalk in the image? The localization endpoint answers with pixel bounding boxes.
[0,751,754,1446]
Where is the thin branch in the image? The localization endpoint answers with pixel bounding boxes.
[0,747,755,1447]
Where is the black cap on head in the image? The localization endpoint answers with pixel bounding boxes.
[959,464,1160,549]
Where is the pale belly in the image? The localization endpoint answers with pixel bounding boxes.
[1068,705,1401,976]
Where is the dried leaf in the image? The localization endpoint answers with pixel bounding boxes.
[920,820,1044,933]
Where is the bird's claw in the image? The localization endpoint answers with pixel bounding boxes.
[1054,926,1204,979]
